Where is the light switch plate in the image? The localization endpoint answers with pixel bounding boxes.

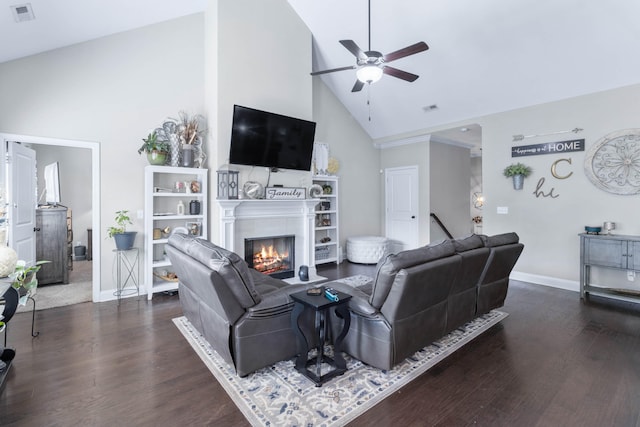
[497,206,509,214]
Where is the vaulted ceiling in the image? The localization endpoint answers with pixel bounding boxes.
[2,0,640,156]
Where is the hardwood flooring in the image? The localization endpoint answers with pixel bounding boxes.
[2,262,640,426]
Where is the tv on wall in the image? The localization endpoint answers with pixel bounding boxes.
[229,105,316,171]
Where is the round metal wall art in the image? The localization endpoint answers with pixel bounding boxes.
[584,128,640,195]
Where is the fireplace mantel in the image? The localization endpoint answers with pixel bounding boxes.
[216,199,323,283]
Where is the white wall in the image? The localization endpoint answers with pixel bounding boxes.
[32,145,92,247]
[0,14,205,298]
[208,0,314,243]
[429,141,472,239]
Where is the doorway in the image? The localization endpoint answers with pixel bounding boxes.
[0,133,101,303]
[384,166,419,252]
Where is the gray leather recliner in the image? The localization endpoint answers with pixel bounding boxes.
[328,233,523,371]
[166,233,314,377]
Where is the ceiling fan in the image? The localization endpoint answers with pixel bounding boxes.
[310,0,429,92]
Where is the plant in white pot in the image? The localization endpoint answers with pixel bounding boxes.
[503,162,532,190]
[107,210,137,250]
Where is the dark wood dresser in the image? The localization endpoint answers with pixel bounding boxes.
[36,207,72,285]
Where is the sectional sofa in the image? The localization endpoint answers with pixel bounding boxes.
[167,232,523,375]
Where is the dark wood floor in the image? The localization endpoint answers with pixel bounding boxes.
[2,262,640,426]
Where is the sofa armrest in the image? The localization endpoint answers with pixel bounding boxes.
[326,282,378,317]
[246,284,314,318]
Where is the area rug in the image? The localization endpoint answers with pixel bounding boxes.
[173,309,507,426]
[15,280,92,313]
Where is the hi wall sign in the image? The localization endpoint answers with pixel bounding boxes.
[512,139,585,157]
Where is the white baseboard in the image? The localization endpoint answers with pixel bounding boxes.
[510,271,579,293]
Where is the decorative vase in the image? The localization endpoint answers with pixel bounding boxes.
[147,150,167,166]
[512,174,524,190]
[189,200,201,215]
[0,246,18,277]
[181,145,194,168]
[169,134,181,167]
[113,232,137,251]
[298,265,309,282]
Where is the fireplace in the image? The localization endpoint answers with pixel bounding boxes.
[245,235,295,279]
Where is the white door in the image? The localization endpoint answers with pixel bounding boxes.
[385,166,419,251]
[8,142,37,264]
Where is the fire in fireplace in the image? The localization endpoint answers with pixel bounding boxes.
[244,235,295,279]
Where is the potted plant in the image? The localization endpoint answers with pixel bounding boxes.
[107,210,137,250]
[138,131,169,165]
[503,162,532,190]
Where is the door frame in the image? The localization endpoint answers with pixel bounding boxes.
[0,133,101,302]
[384,165,420,251]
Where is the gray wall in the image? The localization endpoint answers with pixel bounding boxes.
[430,141,472,239]
[480,83,640,290]
[312,78,381,250]
[0,14,205,298]
[379,140,431,245]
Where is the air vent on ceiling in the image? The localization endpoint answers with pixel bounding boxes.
[422,104,439,113]
[11,3,35,23]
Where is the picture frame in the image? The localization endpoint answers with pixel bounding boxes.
[185,221,201,236]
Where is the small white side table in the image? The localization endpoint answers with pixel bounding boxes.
[114,248,140,304]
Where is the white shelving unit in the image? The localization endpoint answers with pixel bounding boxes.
[312,175,339,265]
[144,166,208,299]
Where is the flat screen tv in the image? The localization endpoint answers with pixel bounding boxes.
[229,105,316,171]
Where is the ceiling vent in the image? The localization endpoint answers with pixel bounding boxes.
[422,104,439,113]
[11,3,35,23]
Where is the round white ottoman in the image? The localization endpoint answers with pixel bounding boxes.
[346,236,389,264]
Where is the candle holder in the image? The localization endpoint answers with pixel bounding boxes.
[217,169,239,199]
[603,221,616,235]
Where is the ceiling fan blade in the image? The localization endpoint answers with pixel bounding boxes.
[383,41,429,63]
[383,66,419,82]
[351,80,365,92]
[310,65,357,76]
[339,40,367,60]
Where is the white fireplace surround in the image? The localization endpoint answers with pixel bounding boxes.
[216,199,325,283]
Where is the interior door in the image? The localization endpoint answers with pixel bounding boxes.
[8,142,37,264]
[385,166,419,251]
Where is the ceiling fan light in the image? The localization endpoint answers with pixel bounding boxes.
[356,65,383,83]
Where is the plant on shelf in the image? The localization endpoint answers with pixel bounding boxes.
[107,210,137,250]
[503,162,532,190]
[138,130,169,165]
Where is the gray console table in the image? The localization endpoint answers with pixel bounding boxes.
[579,233,640,300]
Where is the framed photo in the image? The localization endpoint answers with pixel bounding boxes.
[185,221,202,236]
[189,180,201,194]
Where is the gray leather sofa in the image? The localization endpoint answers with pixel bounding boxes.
[167,232,523,375]
[166,233,315,377]
[328,233,523,370]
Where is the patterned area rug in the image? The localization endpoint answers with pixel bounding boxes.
[173,309,507,426]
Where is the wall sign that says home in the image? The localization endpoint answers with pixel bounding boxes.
[265,187,306,200]
[512,139,585,157]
